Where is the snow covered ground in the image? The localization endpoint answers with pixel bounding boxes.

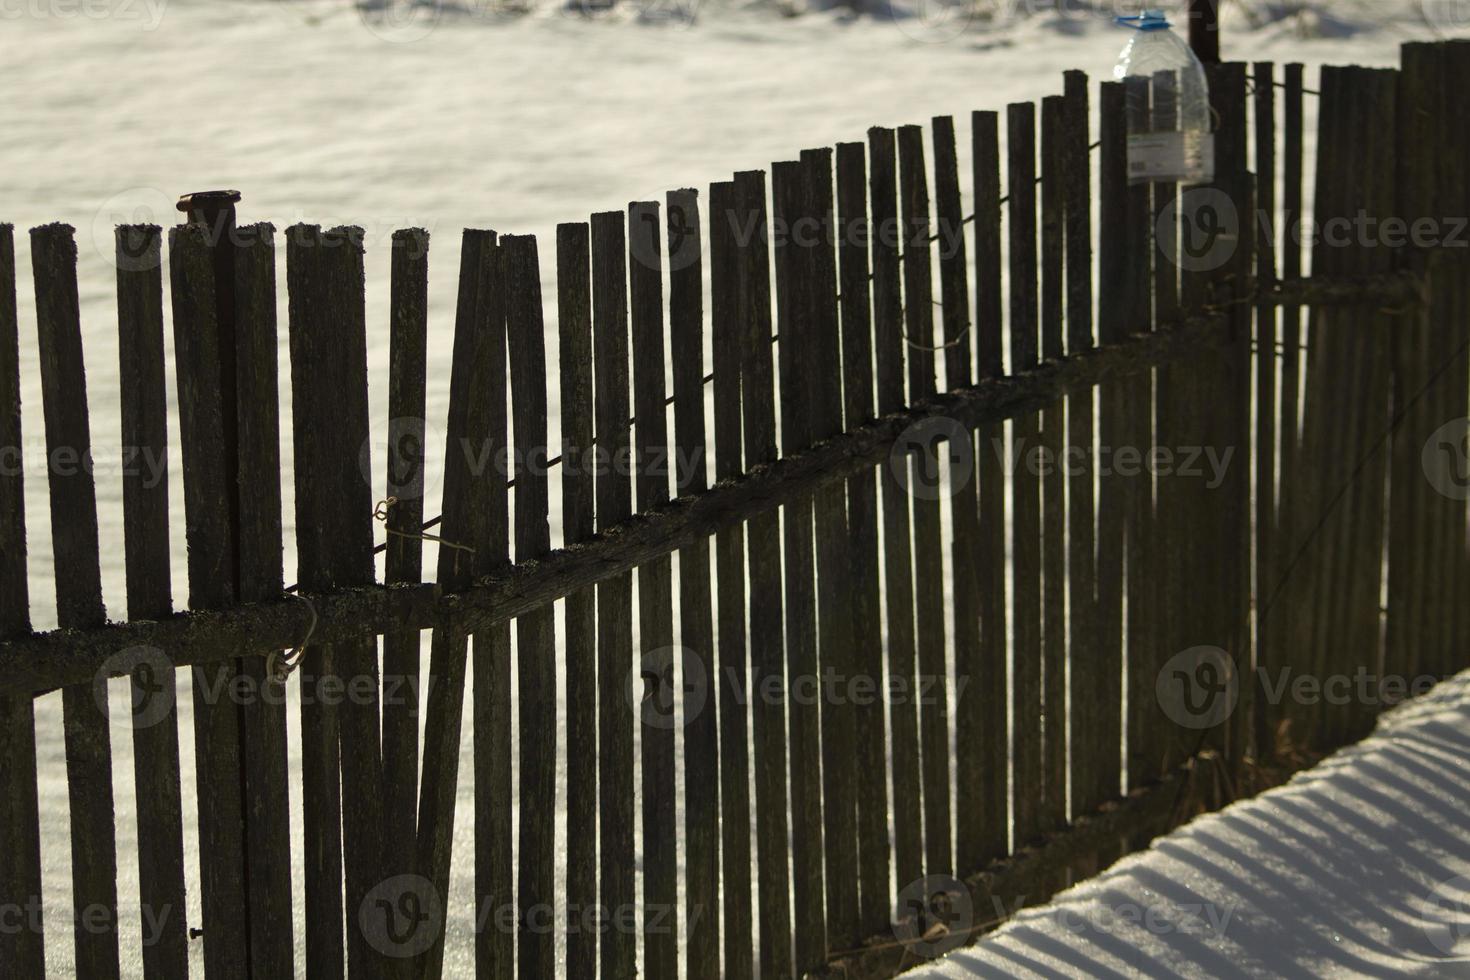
[900,669,1470,978]
[2,0,1461,976]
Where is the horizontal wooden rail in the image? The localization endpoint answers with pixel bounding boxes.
[0,273,1419,698]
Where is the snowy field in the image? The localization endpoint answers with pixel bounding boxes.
[901,669,1470,978]
[1,0,1460,975]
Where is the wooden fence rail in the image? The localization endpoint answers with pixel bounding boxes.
[1,40,1468,980]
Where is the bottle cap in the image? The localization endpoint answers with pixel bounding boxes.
[1116,9,1170,31]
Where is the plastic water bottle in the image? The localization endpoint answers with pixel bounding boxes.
[1113,10,1214,185]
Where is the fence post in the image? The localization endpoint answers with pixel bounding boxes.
[0,222,46,979]
[1189,0,1220,65]
[170,214,251,980]
[706,182,755,978]
[177,191,297,979]
[117,223,191,980]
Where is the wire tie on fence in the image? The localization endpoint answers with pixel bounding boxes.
[267,592,318,685]
[375,497,477,575]
[905,313,971,351]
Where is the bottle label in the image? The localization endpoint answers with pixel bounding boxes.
[1127,131,1215,184]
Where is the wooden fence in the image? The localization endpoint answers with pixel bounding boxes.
[1,40,1468,980]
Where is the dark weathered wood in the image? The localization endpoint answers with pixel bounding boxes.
[969,111,1009,866]
[1291,66,1349,739]
[803,144,862,957]
[5,265,1404,692]
[771,158,827,976]
[898,124,954,884]
[1388,49,1427,687]
[174,219,252,980]
[1426,43,1456,678]
[932,116,973,394]
[667,187,721,980]
[1150,71,1180,332]
[1039,102,1066,368]
[1061,73,1098,828]
[504,234,556,979]
[556,220,598,980]
[1006,104,1043,849]
[628,200,680,980]
[1087,83,1126,814]
[1438,42,1470,679]
[1211,64,1255,762]
[0,686,43,972]
[32,223,121,980]
[734,167,794,979]
[280,225,341,980]
[233,223,294,979]
[869,125,923,900]
[1253,62,1279,760]
[287,225,384,980]
[116,226,174,617]
[1434,44,1470,681]
[1121,75,1160,788]
[1280,64,1304,498]
[1151,65,1255,766]
[174,208,258,980]
[836,140,890,940]
[1309,68,1396,745]
[592,210,637,980]
[0,286,1277,684]
[470,237,513,980]
[1128,71,1173,792]
[1270,63,1308,729]
[1039,95,1068,835]
[408,230,501,979]
[383,228,430,872]
[114,224,189,980]
[1420,44,1465,680]
[5,278,1400,697]
[932,120,980,876]
[707,179,753,980]
[0,222,45,979]
[1189,0,1220,64]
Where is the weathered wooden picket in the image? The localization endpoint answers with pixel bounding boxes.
[1,40,1467,980]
